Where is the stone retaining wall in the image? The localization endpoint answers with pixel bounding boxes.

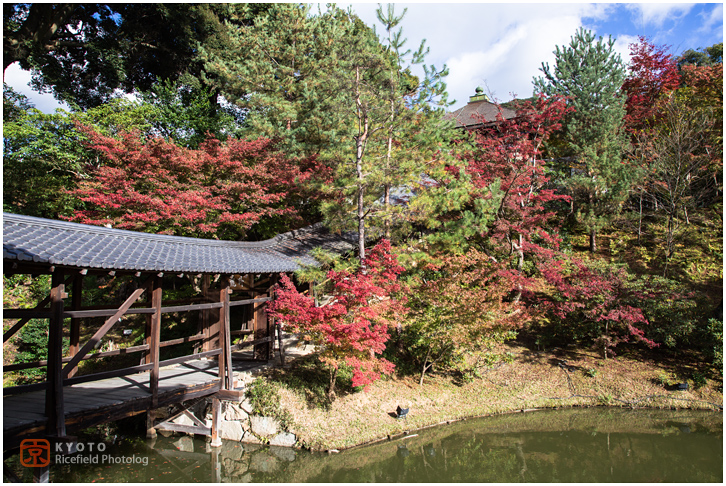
[161,390,297,448]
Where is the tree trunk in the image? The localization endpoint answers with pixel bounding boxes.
[637,191,643,245]
[383,98,394,240]
[666,210,675,259]
[327,366,339,399]
[419,349,432,386]
[354,65,368,269]
[589,228,597,253]
[513,234,524,303]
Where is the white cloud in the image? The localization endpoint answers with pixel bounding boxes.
[612,34,639,68]
[4,63,69,112]
[347,3,625,105]
[698,3,723,34]
[626,3,695,28]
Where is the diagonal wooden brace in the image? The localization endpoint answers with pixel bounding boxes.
[61,288,145,378]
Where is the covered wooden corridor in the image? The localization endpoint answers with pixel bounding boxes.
[3,213,353,479]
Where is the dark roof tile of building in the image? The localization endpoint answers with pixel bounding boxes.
[3,213,355,274]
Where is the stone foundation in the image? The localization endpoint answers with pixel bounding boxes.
[164,373,297,448]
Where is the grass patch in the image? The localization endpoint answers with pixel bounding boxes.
[269,342,723,451]
[245,378,293,431]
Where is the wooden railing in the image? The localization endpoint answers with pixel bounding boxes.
[3,268,277,443]
[3,282,271,399]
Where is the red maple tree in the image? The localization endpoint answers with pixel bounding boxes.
[464,96,571,275]
[268,240,403,395]
[67,126,323,239]
[537,257,658,358]
[622,37,681,134]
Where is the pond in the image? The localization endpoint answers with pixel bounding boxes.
[27,408,726,482]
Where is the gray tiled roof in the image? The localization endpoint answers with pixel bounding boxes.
[3,213,355,274]
[447,99,517,129]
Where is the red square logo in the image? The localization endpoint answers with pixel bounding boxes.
[20,439,50,467]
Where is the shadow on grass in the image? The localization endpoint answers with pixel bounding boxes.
[267,354,357,410]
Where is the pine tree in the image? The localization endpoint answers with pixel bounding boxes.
[375,4,452,239]
[200,4,353,159]
[534,28,630,252]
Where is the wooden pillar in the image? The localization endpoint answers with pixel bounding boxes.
[67,274,82,378]
[149,275,163,408]
[270,274,285,365]
[217,276,232,390]
[143,275,152,365]
[146,409,157,440]
[46,271,67,438]
[242,274,254,331]
[253,293,269,360]
[201,275,211,352]
[210,397,222,447]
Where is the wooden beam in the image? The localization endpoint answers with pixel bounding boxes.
[61,287,146,379]
[156,348,221,368]
[158,302,224,313]
[2,381,48,396]
[159,333,205,348]
[3,344,151,372]
[149,276,162,408]
[46,272,67,438]
[215,389,245,401]
[230,336,272,352]
[227,296,271,307]
[1,309,53,319]
[229,329,254,337]
[154,423,212,436]
[63,363,154,386]
[62,308,156,318]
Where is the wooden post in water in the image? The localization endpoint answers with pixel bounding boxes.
[146,274,163,439]
[210,446,221,482]
[210,397,222,447]
[149,275,163,408]
[46,271,67,438]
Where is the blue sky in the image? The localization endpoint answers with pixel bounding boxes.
[347,2,723,106]
[4,2,723,112]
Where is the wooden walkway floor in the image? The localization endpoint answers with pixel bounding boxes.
[3,358,266,448]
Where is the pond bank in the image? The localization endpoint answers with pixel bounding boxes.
[29,408,724,483]
[264,344,723,451]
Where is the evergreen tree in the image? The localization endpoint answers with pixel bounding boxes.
[534,28,630,252]
[200,4,352,159]
[4,4,229,109]
[375,4,452,239]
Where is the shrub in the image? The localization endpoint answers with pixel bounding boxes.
[245,378,293,430]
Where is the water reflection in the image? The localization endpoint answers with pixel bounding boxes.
[49,409,721,483]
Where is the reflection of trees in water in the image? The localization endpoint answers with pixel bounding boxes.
[49,410,722,483]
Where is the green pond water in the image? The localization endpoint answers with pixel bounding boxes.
[18,408,726,482]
